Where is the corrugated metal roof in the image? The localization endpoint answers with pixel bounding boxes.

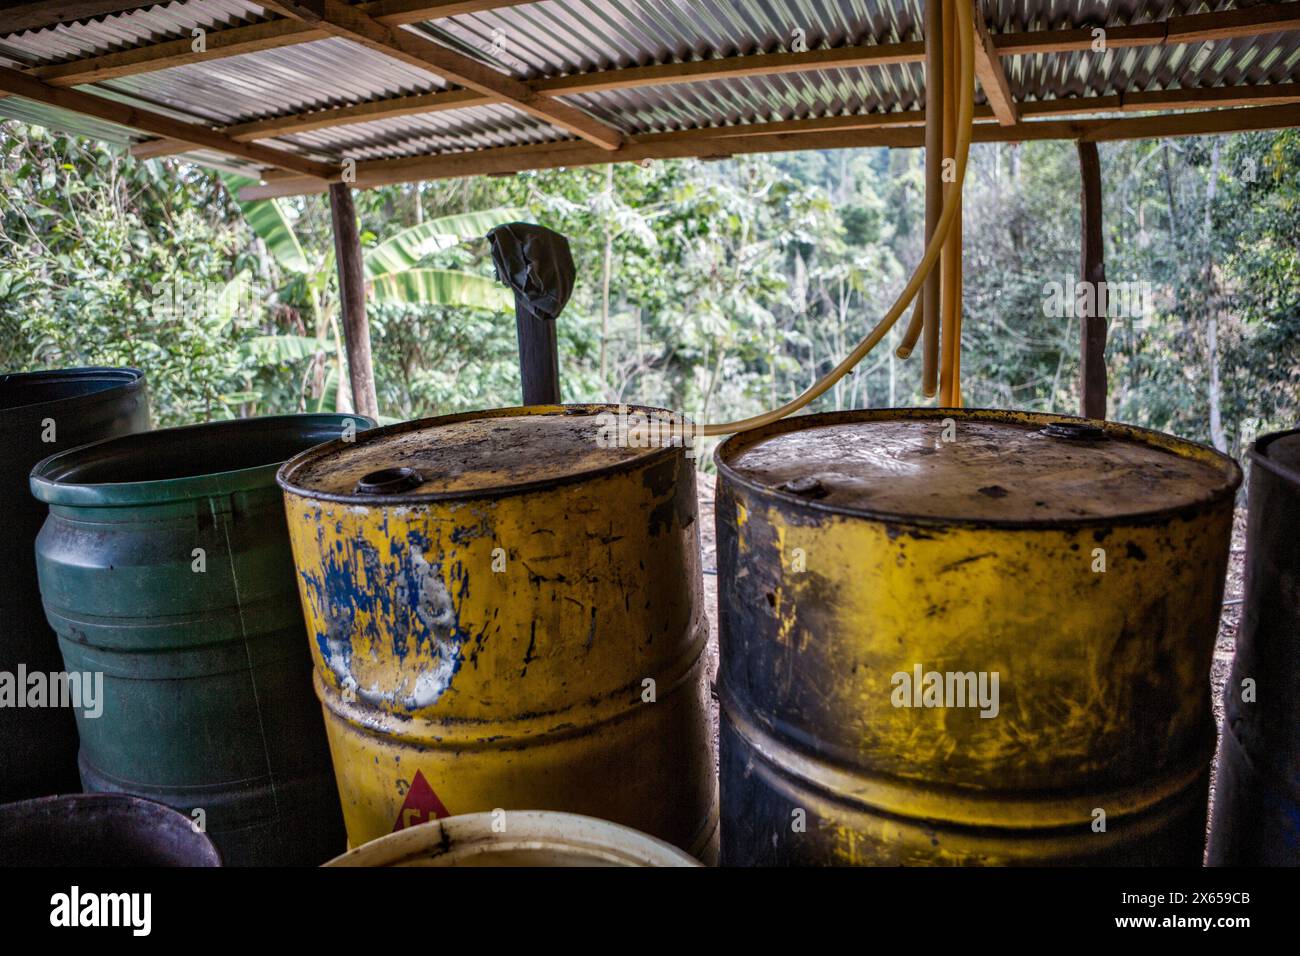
[0,0,1296,174]
[415,0,924,79]
[100,37,451,126]
[0,1,266,66]
[1011,29,1300,101]
[276,102,568,160]
[567,64,927,135]
[0,97,142,144]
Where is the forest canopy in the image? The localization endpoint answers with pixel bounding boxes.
[1,122,1296,464]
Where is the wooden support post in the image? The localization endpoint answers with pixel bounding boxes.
[328,182,379,420]
[515,310,561,405]
[1077,140,1108,420]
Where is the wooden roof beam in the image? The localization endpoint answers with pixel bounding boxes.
[971,3,1018,126]
[239,102,1300,199]
[260,0,623,149]
[135,75,1300,164]
[0,63,335,180]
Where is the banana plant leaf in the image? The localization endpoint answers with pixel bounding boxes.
[246,334,326,362]
[363,207,525,279]
[370,269,513,311]
[221,174,309,274]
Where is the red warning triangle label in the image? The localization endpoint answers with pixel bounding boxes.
[392,770,451,832]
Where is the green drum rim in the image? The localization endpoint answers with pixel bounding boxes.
[0,367,144,423]
[30,412,374,508]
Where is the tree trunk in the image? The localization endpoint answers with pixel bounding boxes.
[599,165,613,390]
[1204,140,1228,453]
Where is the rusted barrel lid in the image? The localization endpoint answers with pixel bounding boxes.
[277,404,690,503]
[717,408,1241,526]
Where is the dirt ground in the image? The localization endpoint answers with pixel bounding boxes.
[694,471,1247,824]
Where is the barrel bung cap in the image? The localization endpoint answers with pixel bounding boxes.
[718,409,1240,524]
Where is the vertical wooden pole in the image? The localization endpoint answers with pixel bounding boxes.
[515,308,561,405]
[1077,140,1108,420]
[922,0,943,398]
[328,182,379,420]
[939,0,959,407]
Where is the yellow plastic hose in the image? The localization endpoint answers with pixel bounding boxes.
[695,8,976,437]
[895,288,925,359]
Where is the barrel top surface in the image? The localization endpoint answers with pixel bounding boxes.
[1257,429,1300,478]
[718,409,1240,524]
[279,404,681,501]
[31,413,370,507]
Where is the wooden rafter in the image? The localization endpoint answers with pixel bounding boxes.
[238,102,1300,199]
[260,0,623,149]
[971,3,1018,126]
[0,63,335,180]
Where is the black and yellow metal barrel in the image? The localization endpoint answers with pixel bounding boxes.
[715,408,1240,866]
[1208,428,1300,865]
[277,404,717,860]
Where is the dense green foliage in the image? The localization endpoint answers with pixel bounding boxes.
[2,120,1296,460]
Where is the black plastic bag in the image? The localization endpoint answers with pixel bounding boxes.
[486,222,576,323]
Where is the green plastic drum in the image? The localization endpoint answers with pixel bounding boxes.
[30,414,372,865]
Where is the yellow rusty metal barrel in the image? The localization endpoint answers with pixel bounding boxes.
[277,404,716,861]
[716,408,1240,866]
[324,810,701,867]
